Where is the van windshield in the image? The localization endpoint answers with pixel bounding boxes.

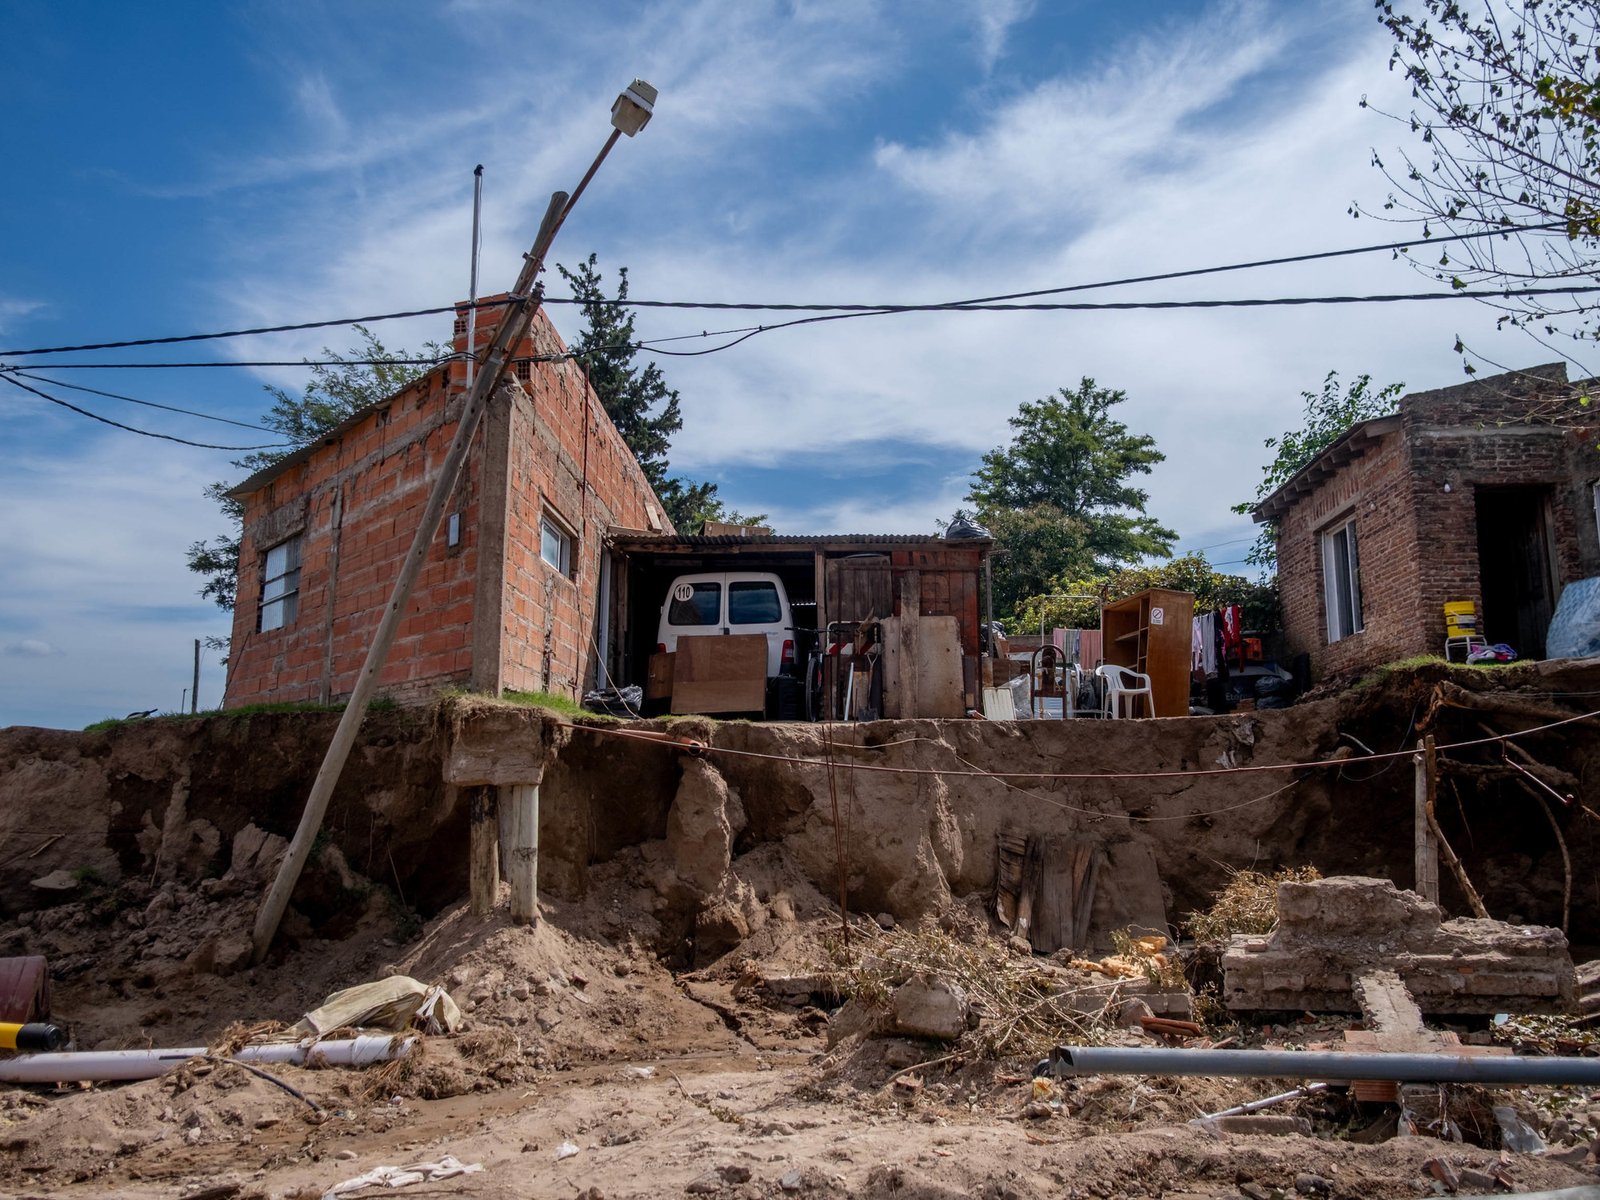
[668,582,721,626]
[728,580,782,624]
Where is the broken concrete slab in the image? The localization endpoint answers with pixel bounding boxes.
[29,869,78,894]
[1223,876,1575,1014]
[889,976,970,1040]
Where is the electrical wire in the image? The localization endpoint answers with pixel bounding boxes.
[2,369,279,432]
[0,218,1579,359]
[0,374,293,451]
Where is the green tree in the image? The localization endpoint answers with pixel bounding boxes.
[655,478,768,536]
[1363,0,1600,343]
[1233,371,1404,570]
[558,253,759,533]
[967,379,1175,621]
[186,325,441,612]
[1014,553,1280,638]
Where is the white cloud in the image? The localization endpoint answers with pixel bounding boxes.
[2,639,59,658]
[0,297,45,335]
[972,0,1036,72]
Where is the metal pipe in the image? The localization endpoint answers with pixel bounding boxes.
[1041,1045,1600,1086]
[0,1034,414,1084]
[1196,1082,1328,1122]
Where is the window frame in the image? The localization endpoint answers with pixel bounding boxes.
[1321,516,1364,643]
[258,535,302,633]
[539,510,575,578]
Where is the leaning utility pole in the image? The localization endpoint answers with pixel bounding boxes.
[251,81,657,964]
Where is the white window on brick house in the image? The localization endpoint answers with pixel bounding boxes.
[540,511,575,577]
[1321,518,1363,643]
[258,535,302,633]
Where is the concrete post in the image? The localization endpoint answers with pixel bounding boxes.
[506,783,539,925]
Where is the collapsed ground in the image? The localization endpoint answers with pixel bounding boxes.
[1,657,1598,1197]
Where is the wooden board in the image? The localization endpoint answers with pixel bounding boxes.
[827,554,892,625]
[671,635,767,714]
[916,615,965,718]
[646,652,675,701]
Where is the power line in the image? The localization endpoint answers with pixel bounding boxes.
[0,374,293,451]
[14,281,1600,373]
[0,219,1577,358]
[2,369,279,432]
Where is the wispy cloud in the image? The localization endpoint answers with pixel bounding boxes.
[972,0,1036,72]
[2,639,60,658]
[0,297,45,335]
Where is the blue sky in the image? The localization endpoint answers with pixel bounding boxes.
[0,0,1571,729]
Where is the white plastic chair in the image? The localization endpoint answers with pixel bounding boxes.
[1096,664,1154,719]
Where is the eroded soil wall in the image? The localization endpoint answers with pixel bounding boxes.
[3,658,1596,949]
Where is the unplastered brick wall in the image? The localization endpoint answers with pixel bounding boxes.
[1401,364,1597,655]
[227,369,481,707]
[1277,427,1421,678]
[225,299,666,709]
[1274,363,1600,680]
[489,307,665,698]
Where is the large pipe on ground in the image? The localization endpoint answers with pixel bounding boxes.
[0,1034,414,1084]
[1039,1045,1600,1087]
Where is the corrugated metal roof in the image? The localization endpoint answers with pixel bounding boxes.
[610,532,991,549]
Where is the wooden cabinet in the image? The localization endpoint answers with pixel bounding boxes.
[1100,588,1195,718]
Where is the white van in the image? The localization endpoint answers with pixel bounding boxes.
[656,571,795,679]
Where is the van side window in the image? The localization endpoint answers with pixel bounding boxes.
[669,582,721,626]
[728,580,781,624]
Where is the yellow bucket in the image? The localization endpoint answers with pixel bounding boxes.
[1444,601,1478,637]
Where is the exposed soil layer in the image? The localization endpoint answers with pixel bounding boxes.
[0,659,1597,1196]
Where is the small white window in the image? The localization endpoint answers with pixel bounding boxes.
[258,535,302,633]
[540,513,574,576]
[1321,518,1363,643]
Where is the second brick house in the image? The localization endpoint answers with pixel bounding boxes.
[1253,362,1600,679]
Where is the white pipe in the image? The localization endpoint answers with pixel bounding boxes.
[0,1034,414,1084]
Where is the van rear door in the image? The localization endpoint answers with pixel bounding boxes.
[726,576,789,676]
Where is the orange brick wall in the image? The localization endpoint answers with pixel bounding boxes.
[1275,428,1423,678]
[224,302,666,708]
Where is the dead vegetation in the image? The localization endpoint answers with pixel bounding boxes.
[1184,864,1322,943]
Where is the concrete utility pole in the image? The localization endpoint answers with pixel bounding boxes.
[191,639,200,714]
[250,81,657,965]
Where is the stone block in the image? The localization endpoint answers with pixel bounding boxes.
[889,976,970,1040]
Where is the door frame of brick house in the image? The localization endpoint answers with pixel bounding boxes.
[1474,484,1559,659]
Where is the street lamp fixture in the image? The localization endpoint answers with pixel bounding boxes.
[612,79,657,136]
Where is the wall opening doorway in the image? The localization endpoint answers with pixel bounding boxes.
[1474,485,1558,660]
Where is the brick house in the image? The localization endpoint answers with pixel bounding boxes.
[222,300,669,708]
[1252,363,1600,679]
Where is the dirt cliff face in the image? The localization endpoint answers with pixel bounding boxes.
[2,656,1595,962]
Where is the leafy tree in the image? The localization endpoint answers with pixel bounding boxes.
[655,477,768,535]
[966,379,1175,621]
[1362,0,1600,344]
[557,253,758,532]
[186,325,441,613]
[1013,553,1281,639]
[1232,371,1405,570]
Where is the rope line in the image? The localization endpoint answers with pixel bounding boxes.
[577,703,1600,783]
